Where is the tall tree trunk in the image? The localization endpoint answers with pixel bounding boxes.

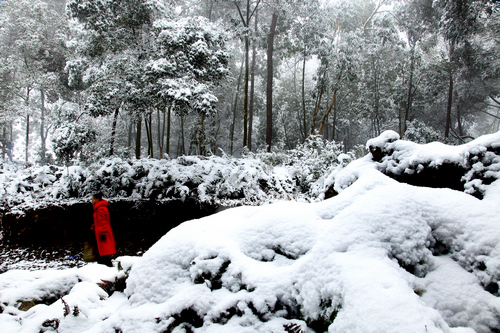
[230,56,244,155]
[180,112,186,155]
[199,114,206,155]
[207,0,213,21]
[40,90,47,162]
[404,46,415,134]
[456,104,463,137]
[25,88,31,163]
[445,73,453,139]
[266,12,278,152]
[332,97,338,141]
[127,119,133,148]
[136,117,142,159]
[234,0,260,151]
[301,48,307,142]
[166,106,171,156]
[241,0,251,148]
[311,87,324,135]
[157,109,166,159]
[248,7,258,152]
[109,108,120,156]
[243,33,249,148]
[144,113,153,157]
[144,116,150,156]
[318,90,337,134]
[1,127,6,160]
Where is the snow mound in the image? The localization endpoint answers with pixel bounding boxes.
[105,169,498,332]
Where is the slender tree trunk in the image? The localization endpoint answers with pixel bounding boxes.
[311,88,324,135]
[136,117,142,159]
[445,73,453,139]
[332,97,338,141]
[25,88,31,163]
[157,109,166,159]
[144,113,153,157]
[200,114,206,155]
[301,48,307,142]
[166,106,171,156]
[109,108,120,156]
[266,12,278,152]
[128,120,133,148]
[404,45,416,134]
[456,104,463,137]
[242,0,251,148]
[40,90,47,162]
[157,109,161,158]
[1,127,6,159]
[207,0,213,21]
[318,90,337,134]
[162,111,166,158]
[230,56,244,155]
[234,0,260,151]
[248,7,258,152]
[144,116,150,156]
[180,112,186,155]
[398,103,403,137]
[243,34,249,148]
[230,105,236,155]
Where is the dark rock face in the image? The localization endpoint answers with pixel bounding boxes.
[388,162,467,193]
[1,200,217,253]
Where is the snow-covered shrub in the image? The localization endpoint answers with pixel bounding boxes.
[52,116,96,166]
[403,119,442,144]
[462,144,500,198]
[247,135,344,195]
[0,154,312,216]
[324,130,500,199]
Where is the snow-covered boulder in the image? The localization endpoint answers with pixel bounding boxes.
[325,130,500,199]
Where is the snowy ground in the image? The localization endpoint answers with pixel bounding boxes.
[0,247,85,274]
[1,131,500,333]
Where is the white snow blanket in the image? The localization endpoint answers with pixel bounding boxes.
[1,131,500,333]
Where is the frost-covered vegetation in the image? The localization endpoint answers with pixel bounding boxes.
[1,131,500,333]
[325,130,500,200]
[0,136,347,216]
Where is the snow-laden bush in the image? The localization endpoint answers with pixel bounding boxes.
[403,119,442,144]
[246,135,344,196]
[0,155,301,215]
[1,136,349,215]
[52,120,96,166]
[322,130,500,199]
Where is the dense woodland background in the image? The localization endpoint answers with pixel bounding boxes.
[0,0,499,166]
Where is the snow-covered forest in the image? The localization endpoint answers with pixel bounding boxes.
[0,0,499,162]
[1,0,500,332]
